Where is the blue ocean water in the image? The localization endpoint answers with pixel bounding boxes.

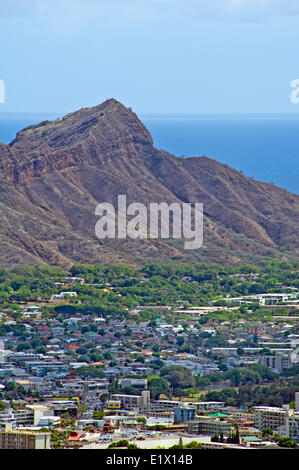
[0,113,60,144]
[0,113,298,195]
[141,114,299,195]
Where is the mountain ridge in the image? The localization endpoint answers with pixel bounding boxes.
[0,98,298,267]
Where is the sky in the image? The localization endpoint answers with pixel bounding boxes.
[0,0,299,114]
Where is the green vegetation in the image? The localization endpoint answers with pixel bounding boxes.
[0,259,298,438]
[147,376,171,399]
[108,439,139,449]
[159,366,195,393]
[273,434,297,448]
[169,437,202,449]
[74,366,105,378]
[0,260,297,312]
[204,377,299,407]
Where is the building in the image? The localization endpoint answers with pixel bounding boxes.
[287,413,299,442]
[195,402,225,412]
[12,408,34,426]
[14,379,36,392]
[253,406,291,432]
[295,392,299,412]
[110,391,150,410]
[26,404,51,425]
[174,405,196,424]
[187,416,233,436]
[22,306,41,319]
[150,400,181,413]
[51,292,77,300]
[49,400,78,418]
[0,430,50,449]
[119,378,147,391]
[106,400,121,410]
[260,352,293,372]
[38,416,60,427]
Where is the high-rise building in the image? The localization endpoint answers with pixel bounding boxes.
[253,406,292,433]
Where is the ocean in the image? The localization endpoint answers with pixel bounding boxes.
[0,113,298,195]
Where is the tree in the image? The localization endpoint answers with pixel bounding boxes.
[17,342,31,352]
[277,437,297,448]
[160,366,195,390]
[137,417,147,425]
[108,380,119,394]
[74,366,105,378]
[35,346,47,354]
[93,410,104,419]
[225,369,242,387]
[187,388,199,398]
[100,393,109,403]
[14,286,32,302]
[169,437,184,449]
[109,440,139,449]
[148,377,171,399]
[262,428,273,438]
[184,441,202,449]
[239,305,247,315]
[122,386,140,396]
[176,336,185,347]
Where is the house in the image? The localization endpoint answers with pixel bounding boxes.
[51,292,77,300]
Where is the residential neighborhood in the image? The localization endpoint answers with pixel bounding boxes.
[0,262,298,449]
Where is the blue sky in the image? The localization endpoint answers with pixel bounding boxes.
[0,0,299,114]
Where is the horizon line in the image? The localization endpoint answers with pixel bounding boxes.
[1,111,299,118]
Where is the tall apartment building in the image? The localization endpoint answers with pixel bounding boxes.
[253,406,291,432]
[0,430,50,449]
[253,405,299,441]
[287,413,299,442]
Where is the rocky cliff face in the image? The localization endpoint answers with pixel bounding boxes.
[0,98,298,267]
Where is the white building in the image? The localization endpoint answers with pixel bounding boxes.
[51,292,77,300]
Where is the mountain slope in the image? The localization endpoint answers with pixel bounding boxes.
[0,99,298,267]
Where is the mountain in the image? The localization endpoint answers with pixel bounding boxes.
[0,98,298,268]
